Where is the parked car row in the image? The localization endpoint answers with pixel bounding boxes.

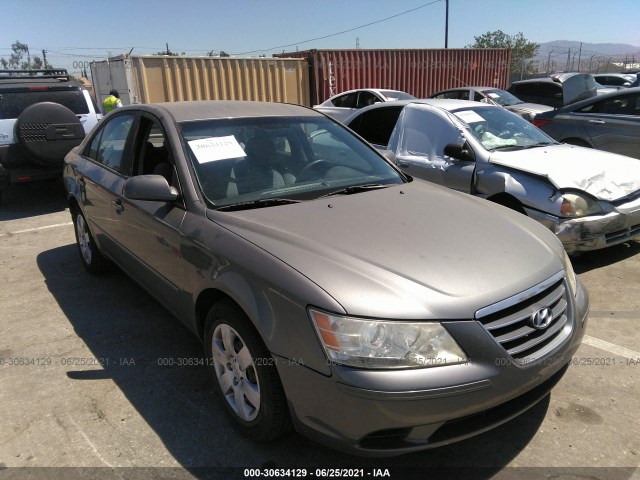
[344,98,640,254]
[63,100,589,457]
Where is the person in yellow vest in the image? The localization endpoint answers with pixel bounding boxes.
[103,89,123,113]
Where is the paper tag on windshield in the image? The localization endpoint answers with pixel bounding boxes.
[454,110,485,124]
[188,136,246,164]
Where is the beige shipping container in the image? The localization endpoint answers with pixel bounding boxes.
[91,54,310,109]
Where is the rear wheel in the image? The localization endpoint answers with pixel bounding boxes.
[73,209,108,274]
[204,301,291,441]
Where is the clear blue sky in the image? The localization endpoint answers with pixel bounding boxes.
[2,0,639,74]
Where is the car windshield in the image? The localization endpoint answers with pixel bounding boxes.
[481,89,523,106]
[379,90,416,101]
[180,116,405,208]
[452,106,557,151]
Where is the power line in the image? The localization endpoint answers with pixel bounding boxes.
[232,0,443,55]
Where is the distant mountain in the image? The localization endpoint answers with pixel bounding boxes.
[534,41,640,71]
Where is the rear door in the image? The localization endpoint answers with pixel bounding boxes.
[580,91,640,158]
[75,111,136,256]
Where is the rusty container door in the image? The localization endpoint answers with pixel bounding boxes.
[277,49,511,105]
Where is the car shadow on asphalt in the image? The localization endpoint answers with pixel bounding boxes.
[37,244,549,478]
[571,240,640,274]
[0,179,67,220]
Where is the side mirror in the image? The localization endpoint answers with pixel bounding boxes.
[443,142,473,161]
[124,175,179,202]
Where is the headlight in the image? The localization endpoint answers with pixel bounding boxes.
[560,192,601,217]
[309,309,468,369]
[563,251,578,297]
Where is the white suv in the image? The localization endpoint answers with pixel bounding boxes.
[0,69,101,202]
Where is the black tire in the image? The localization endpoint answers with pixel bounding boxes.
[204,301,291,441]
[15,102,85,166]
[72,209,109,274]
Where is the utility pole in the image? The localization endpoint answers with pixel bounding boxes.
[42,49,48,69]
[546,49,553,75]
[577,42,582,71]
[565,48,571,72]
[444,0,449,48]
[588,53,596,73]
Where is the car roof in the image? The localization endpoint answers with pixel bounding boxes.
[431,86,507,94]
[345,98,497,122]
[125,100,321,122]
[327,88,409,98]
[593,73,635,78]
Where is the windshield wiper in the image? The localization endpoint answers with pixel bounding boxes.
[319,183,391,198]
[490,141,556,152]
[215,198,301,211]
[518,141,557,149]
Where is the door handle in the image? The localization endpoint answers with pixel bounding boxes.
[397,160,409,168]
[588,119,605,124]
[111,199,124,214]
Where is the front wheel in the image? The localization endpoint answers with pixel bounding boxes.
[204,301,291,441]
[72,209,109,274]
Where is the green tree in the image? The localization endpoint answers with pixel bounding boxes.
[467,30,539,77]
[0,41,51,70]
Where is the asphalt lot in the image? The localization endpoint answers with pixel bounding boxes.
[0,180,639,480]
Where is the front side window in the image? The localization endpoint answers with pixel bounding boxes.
[357,91,379,108]
[389,105,464,160]
[180,116,404,207]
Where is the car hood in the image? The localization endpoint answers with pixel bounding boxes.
[207,182,564,319]
[489,144,640,201]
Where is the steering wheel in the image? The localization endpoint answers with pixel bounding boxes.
[297,159,333,181]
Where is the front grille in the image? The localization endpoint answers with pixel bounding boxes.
[475,272,572,365]
[605,223,640,244]
[19,123,50,142]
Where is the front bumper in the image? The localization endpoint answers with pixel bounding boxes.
[276,279,589,457]
[525,200,640,254]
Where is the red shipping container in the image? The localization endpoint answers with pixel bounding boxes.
[275,49,512,106]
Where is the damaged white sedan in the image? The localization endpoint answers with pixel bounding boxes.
[346,99,640,254]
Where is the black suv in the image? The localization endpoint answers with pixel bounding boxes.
[0,69,101,202]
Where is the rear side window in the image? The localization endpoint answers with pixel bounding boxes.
[331,92,358,108]
[512,82,559,97]
[0,88,89,119]
[84,113,135,174]
[581,93,640,115]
